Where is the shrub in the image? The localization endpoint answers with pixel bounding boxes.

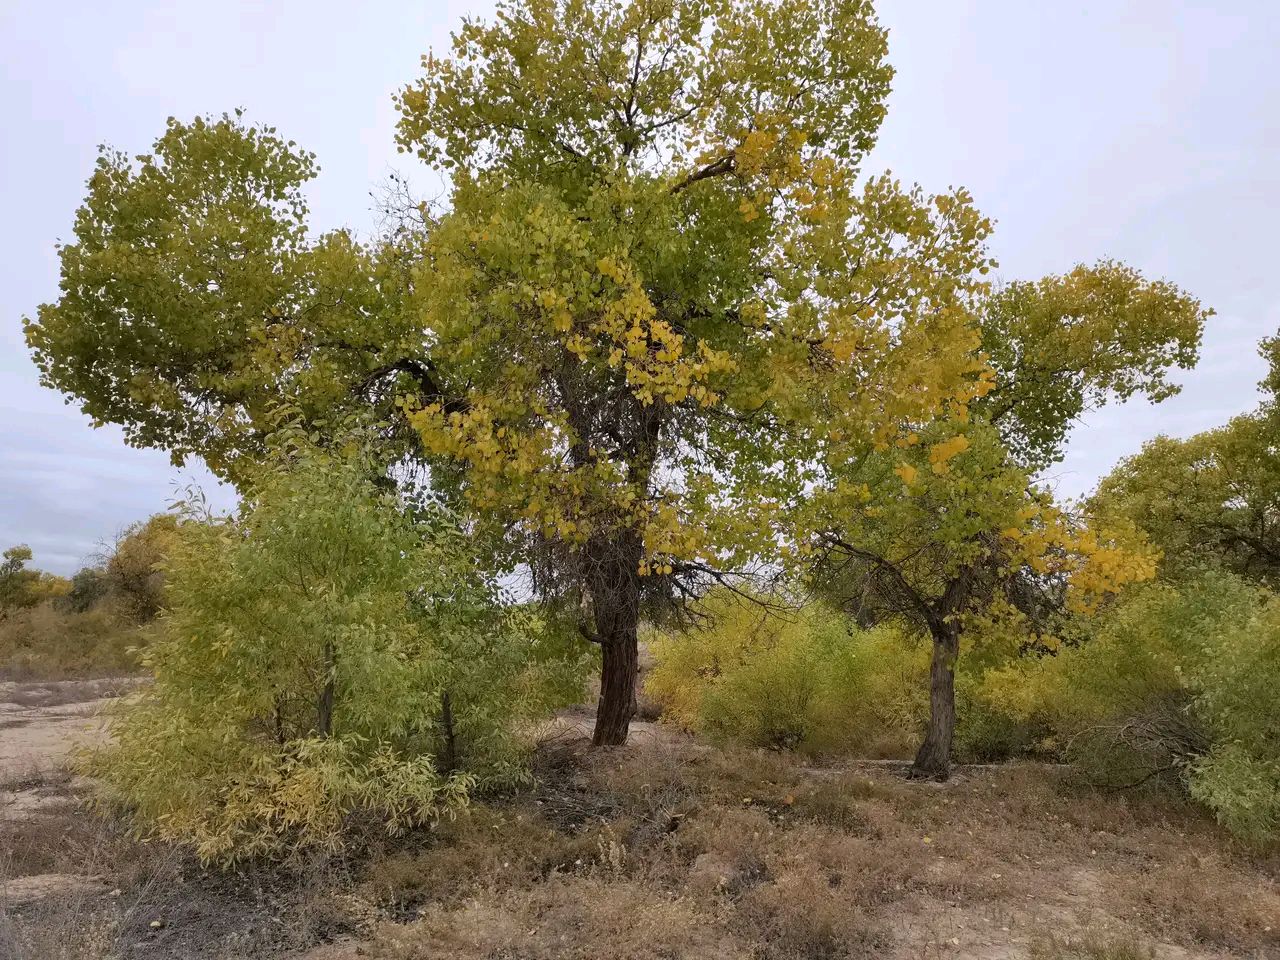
[645,592,926,756]
[102,514,179,621]
[90,446,589,862]
[0,603,145,679]
[60,565,110,614]
[975,570,1280,842]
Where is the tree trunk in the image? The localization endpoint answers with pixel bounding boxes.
[593,628,639,746]
[317,638,336,738]
[910,623,959,780]
[584,532,643,747]
[440,689,457,774]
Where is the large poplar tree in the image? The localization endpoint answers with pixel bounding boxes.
[28,0,1001,744]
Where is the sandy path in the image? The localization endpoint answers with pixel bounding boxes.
[0,679,138,779]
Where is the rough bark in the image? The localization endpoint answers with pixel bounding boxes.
[593,630,639,746]
[586,532,644,747]
[910,623,959,780]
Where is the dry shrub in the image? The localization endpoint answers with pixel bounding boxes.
[368,873,746,960]
[734,868,884,960]
[361,804,618,909]
[0,604,145,680]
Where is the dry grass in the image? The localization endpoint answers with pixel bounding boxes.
[0,775,371,960]
[1029,935,1157,960]
[0,605,145,681]
[3,732,1277,959]
[350,740,1280,960]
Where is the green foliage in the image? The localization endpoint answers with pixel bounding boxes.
[24,112,402,483]
[0,545,70,616]
[971,571,1280,843]
[976,262,1207,471]
[1093,413,1280,588]
[92,445,589,862]
[1093,331,1280,587]
[61,565,110,614]
[646,591,927,755]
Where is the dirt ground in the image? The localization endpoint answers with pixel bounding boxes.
[0,679,134,780]
[1,680,1277,960]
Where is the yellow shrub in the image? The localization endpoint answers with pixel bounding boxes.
[645,592,927,756]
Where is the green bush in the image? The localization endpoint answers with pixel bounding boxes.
[973,570,1280,843]
[91,446,589,862]
[645,592,927,757]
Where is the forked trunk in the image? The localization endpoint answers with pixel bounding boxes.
[593,628,639,746]
[910,623,959,780]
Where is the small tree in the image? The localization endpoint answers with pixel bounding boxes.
[808,420,1158,777]
[1093,334,1280,587]
[807,264,1207,778]
[93,443,588,862]
[0,546,37,614]
[103,513,179,621]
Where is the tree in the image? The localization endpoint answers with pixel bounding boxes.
[103,513,180,621]
[0,545,70,616]
[93,442,588,862]
[808,264,1208,778]
[27,0,1000,744]
[0,546,37,614]
[808,420,1159,777]
[1092,334,1280,587]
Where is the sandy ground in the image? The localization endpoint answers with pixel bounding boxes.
[0,679,135,783]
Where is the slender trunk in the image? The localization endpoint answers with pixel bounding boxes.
[317,638,336,738]
[440,689,457,774]
[910,623,959,780]
[273,695,286,745]
[593,627,639,746]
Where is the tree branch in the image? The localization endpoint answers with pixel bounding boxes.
[670,153,736,195]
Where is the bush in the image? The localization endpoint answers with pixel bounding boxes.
[645,592,927,756]
[91,446,589,862]
[102,514,179,621]
[973,570,1280,843]
[0,603,146,679]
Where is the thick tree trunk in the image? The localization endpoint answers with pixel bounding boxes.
[593,629,639,746]
[910,623,959,780]
[585,532,644,747]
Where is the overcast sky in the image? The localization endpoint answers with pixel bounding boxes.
[2,1,1277,574]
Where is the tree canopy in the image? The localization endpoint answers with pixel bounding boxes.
[27,0,1007,744]
[1093,333,1280,587]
